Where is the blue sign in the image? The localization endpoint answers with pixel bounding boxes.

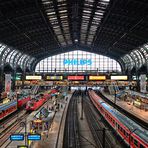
[63,59,92,66]
[27,134,41,141]
[10,134,24,141]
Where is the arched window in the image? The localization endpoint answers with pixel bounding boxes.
[35,50,121,72]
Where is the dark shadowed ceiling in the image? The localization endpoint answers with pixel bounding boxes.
[0,0,148,60]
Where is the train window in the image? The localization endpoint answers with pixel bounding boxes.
[140,144,144,148]
[113,120,115,124]
[123,130,125,135]
[130,136,133,142]
[134,139,138,147]
[125,132,128,137]
[116,123,118,127]
[120,127,123,132]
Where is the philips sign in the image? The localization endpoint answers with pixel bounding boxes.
[64,59,92,66]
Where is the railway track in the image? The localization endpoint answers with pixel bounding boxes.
[0,113,29,148]
[0,97,52,147]
[84,92,123,148]
[63,91,80,148]
[0,109,26,135]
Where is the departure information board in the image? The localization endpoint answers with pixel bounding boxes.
[89,76,106,80]
[67,76,84,80]
[46,76,63,80]
[111,75,128,80]
[26,76,42,80]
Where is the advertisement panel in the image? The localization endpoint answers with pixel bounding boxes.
[140,74,146,93]
[67,76,84,80]
[26,76,42,80]
[5,74,11,92]
[89,76,106,80]
[46,76,63,80]
[111,75,128,80]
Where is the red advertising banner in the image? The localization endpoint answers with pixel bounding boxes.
[5,74,11,92]
[67,76,84,80]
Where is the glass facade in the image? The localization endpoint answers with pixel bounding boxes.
[35,50,121,72]
[0,42,36,71]
[121,44,148,71]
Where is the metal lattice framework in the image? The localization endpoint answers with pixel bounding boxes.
[0,0,148,72]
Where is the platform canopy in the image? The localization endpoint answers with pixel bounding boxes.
[0,0,148,71]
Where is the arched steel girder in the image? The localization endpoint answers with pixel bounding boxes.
[128,54,136,69]
[118,59,125,72]
[0,46,9,67]
[122,54,135,71]
[16,54,24,66]
[23,56,31,71]
[142,46,148,63]
[130,51,141,70]
[8,50,16,63]
[2,49,15,67]
[1,48,11,67]
[29,58,37,71]
[133,50,144,69]
[127,53,137,71]
[31,59,40,72]
[13,52,22,69]
[122,55,131,70]
[17,54,24,66]
[140,47,148,63]
[19,55,28,69]
[9,50,19,66]
[137,48,146,66]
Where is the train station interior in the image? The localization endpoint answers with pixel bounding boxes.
[0,0,148,148]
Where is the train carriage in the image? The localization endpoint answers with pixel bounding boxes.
[88,90,148,148]
[0,101,17,120]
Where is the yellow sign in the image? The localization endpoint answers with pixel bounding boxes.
[17,146,28,148]
[134,101,141,106]
[46,76,63,80]
[89,76,106,80]
[33,119,42,123]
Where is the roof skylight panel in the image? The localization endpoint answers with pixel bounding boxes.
[59,10,67,13]
[47,12,56,15]
[85,0,110,45]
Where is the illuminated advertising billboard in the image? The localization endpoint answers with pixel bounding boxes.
[67,76,84,80]
[63,59,92,66]
[111,76,128,80]
[26,76,42,80]
[46,76,63,80]
[89,76,106,80]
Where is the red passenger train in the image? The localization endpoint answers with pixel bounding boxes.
[0,101,17,120]
[88,90,148,148]
[17,96,31,108]
[26,89,58,111]
[25,94,48,111]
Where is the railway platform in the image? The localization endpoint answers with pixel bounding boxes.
[32,93,72,148]
[100,91,148,124]
[1,98,58,148]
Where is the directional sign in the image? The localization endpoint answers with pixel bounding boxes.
[10,134,24,141]
[27,134,41,141]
